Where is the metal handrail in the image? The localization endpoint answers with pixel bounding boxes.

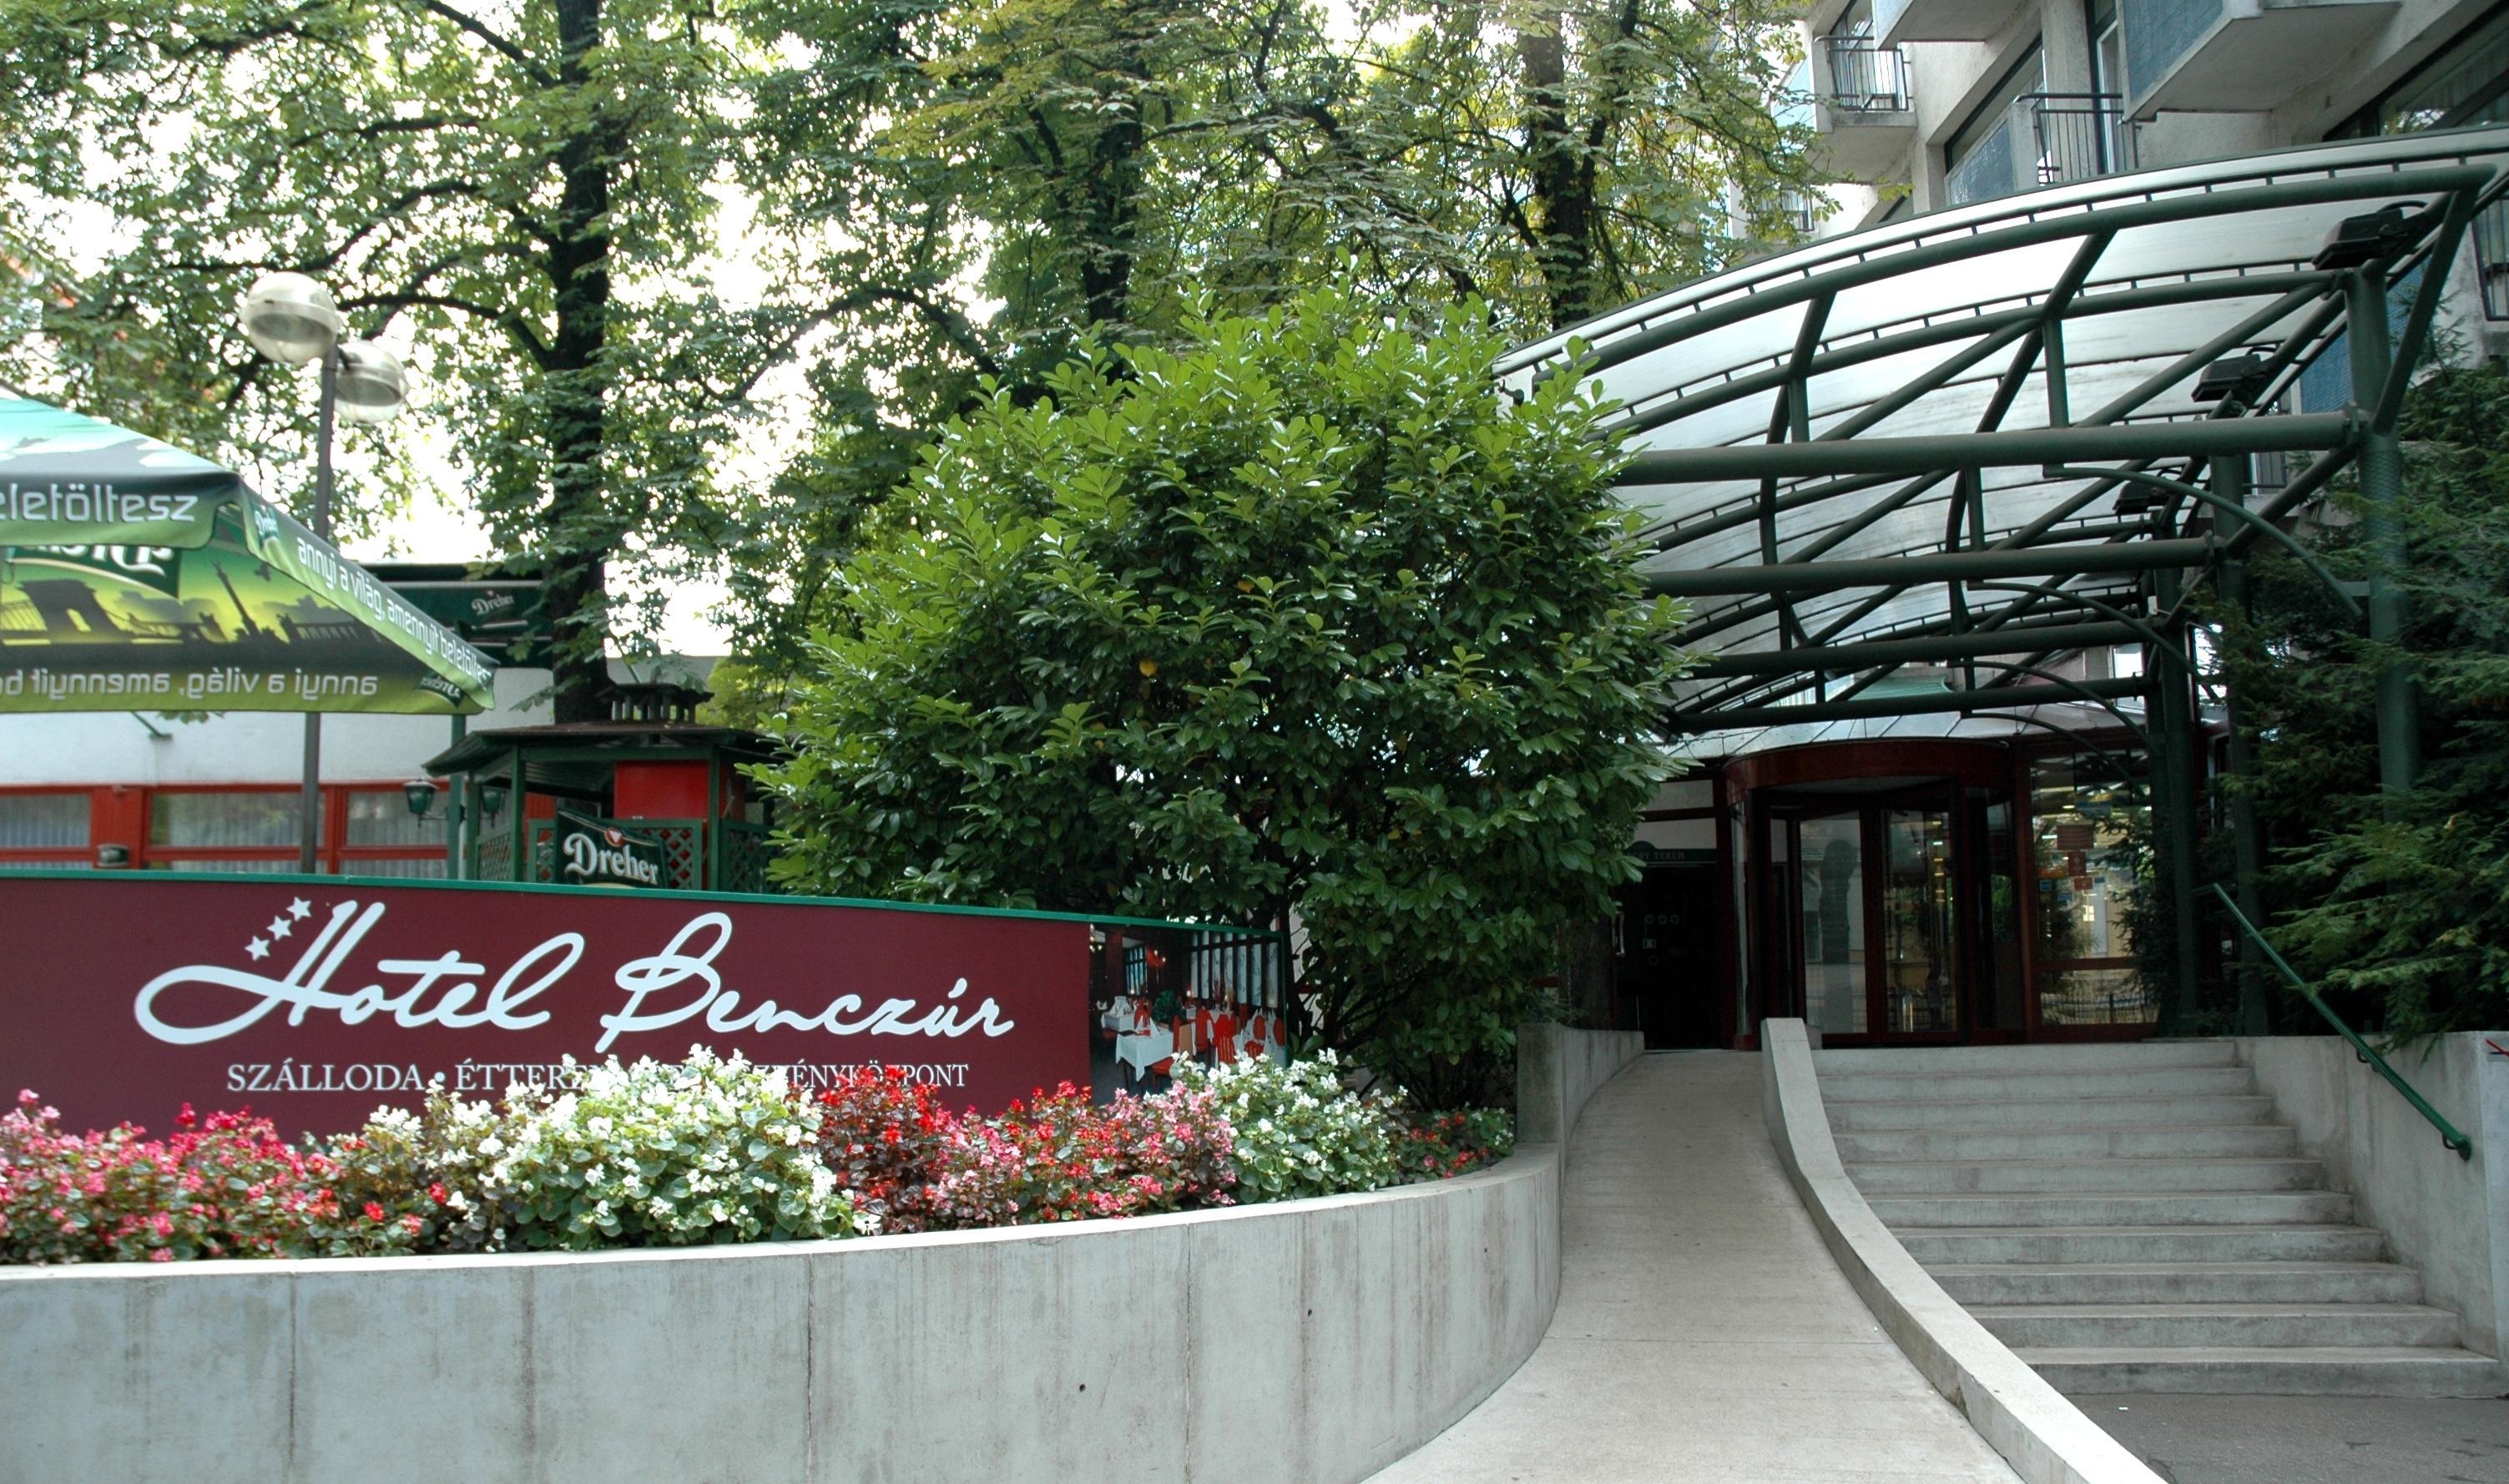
[2204,882,2473,1159]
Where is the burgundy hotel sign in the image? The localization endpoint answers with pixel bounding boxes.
[0,875,1092,1134]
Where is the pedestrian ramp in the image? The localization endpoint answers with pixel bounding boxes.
[1363,1051,2022,1484]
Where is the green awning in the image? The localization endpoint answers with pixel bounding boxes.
[0,396,494,714]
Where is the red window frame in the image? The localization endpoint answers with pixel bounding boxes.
[0,782,451,876]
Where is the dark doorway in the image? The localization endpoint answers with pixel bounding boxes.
[1614,865,1723,1048]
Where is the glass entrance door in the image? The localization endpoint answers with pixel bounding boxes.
[1795,811,1867,1037]
[1769,791,1966,1042]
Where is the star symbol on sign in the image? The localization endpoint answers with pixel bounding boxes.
[288,898,312,920]
[268,916,292,940]
[245,937,270,961]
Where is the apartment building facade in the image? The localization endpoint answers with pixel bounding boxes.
[1797,0,2509,324]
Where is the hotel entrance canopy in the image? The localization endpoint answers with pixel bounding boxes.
[0,396,495,714]
[1500,129,2509,736]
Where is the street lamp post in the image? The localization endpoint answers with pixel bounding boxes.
[237,273,410,875]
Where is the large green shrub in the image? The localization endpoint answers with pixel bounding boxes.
[759,285,1684,1094]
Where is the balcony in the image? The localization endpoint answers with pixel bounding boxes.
[1946,93,2138,207]
[2118,0,2397,119]
[1880,0,2026,45]
[1815,35,1919,180]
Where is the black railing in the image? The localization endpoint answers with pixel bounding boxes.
[1820,35,1913,112]
[2028,93,2135,186]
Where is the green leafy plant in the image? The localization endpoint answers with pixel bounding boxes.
[760,284,1687,1094]
[2211,362,2509,1036]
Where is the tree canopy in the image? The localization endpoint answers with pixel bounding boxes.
[1,0,1815,694]
[757,285,1686,1094]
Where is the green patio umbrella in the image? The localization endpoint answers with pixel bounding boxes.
[0,395,493,714]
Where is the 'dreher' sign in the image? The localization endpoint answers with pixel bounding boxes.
[553,810,667,889]
[0,874,1092,1135]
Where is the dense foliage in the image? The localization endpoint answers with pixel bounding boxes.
[1,0,1813,684]
[0,1092,417,1262]
[3,1052,1510,1264]
[758,287,1685,1095]
[2211,363,2509,1037]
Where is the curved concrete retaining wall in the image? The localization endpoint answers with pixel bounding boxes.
[0,1027,1641,1484]
[1759,1018,2162,1484]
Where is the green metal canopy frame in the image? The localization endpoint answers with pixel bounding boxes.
[0,396,493,714]
[1501,127,2509,743]
[1502,126,2509,1042]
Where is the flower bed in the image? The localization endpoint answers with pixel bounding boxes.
[1,1051,1510,1264]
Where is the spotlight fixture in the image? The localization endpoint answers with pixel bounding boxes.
[2313,202,2419,271]
[2192,352,2270,405]
[2113,486,2165,515]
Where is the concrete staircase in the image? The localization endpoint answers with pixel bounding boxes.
[1818,1041,2501,1396]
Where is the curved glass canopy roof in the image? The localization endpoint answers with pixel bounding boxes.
[1502,128,2509,737]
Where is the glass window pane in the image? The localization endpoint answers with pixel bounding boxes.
[1799,815,1866,1037]
[346,790,446,847]
[0,793,88,849]
[2030,753,2155,1025]
[155,858,310,874]
[1880,809,1959,1034]
[342,856,447,879]
[150,792,306,848]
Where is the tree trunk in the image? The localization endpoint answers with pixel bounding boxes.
[545,0,616,723]
[1517,14,1597,331]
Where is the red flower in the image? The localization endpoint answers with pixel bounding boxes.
[427,1183,449,1205]
[362,1201,386,1223]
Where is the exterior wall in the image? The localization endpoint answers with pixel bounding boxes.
[1800,0,2507,220]
[2235,1032,2509,1359]
[0,1027,1643,1484]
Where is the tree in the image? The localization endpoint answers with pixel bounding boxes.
[713,0,1818,664]
[2212,362,2509,1037]
[0,0,843,715]
[759,285,1685,1096]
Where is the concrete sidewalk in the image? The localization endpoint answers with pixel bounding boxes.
[2086,1394,2509,1483]
[1364,1050,2020,1484]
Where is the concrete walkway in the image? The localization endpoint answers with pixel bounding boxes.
[1366,1051,2021,1484]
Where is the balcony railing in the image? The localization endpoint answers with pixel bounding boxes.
[1820,35,1914,113]
[2028,93,2137,185]
[1947,93,2138,208]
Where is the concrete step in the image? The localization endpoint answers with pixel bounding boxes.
[1899,1224,2387,1265]
[1868,1190,2355,1229]
[1928,1260,2426,1307]
[1975,1302,2463,1350]
[1848,1157,2325,1195]
[1826,1093,2277,1133]
[1834,1123,2301,1163]
[1816,1042,2240,1073]
[1820,1066,2258,1103]
[2018,1345,2507,1397]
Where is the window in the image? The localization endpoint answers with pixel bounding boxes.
[1943,44,2047,205]
[2028,752,2156,1026]
[341,787,448,880]
[150,791,308,851]
[2330,4,2509,316]
[0,793,88,850]
[0,791,92,868]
